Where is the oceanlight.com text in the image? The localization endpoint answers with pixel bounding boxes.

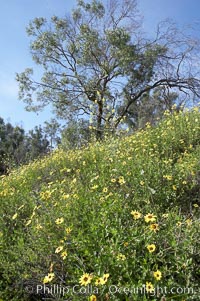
[108,284,199,296]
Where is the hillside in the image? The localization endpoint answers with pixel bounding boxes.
[0,107,199,301]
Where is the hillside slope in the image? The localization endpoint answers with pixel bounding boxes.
[0,107,200,301]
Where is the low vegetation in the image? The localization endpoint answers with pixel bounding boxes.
[0,106,199,301]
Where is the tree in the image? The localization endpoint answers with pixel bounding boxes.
[61,118,91,149]
[25,126,50,161]
[43,118,61,149]
[0,117,52,175]
[122,87,180,129]
[0,118,26,173]
[16,0,200,139]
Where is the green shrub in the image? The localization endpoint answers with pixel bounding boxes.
[0,107,199,300]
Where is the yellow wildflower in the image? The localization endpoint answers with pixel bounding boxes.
[185,219,192,226]
[147,244,156,253]
[43,272,55,284]
[79,273,93,286]
[153,270,162,281]
[12,213,18,220]
[40,190,52,200]
[95,278,102,286]
[36,224,43,230]
[163,175,173,180]
[55,246,64,254]
[55,217,64,225]
[25,220,32,226]
[91,185,98,190]
[99,273,109,285]
[145,281,154,293]
[103,187,108,193]
[149,223,159,232]
[65,227,72,234]
[118,176,125,185]
[162,213,169,218]
[144,213,156,223]
[89,295,97,301]
[131,210,142,220]
[116,253,126,261]
[62,194,70,200]
[111,178,116,183]
[61,251,67,260]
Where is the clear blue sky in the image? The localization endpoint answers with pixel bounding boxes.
[0,0,200,131]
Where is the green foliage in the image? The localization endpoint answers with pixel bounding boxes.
[0,117,52,175]
[16,0,200,138]
[0,117,26,173]
[122,88,180,129]
[43,118,61,149]
[61,119,91,149]
[25,125,50,161]
[0,107,199,300]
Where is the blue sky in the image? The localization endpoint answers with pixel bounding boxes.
[0,0,200,131]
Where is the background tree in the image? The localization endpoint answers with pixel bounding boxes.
[43,118,61,149]
[0,118,26,173]
[25,126,50,161]
[0,117,51,175]
[122,87,180,129]
[61,118,91,149]
[16,0,200,139]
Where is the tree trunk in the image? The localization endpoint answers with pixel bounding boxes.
[96,102,103,140]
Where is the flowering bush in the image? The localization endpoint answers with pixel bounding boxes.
[0,106,199,300]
